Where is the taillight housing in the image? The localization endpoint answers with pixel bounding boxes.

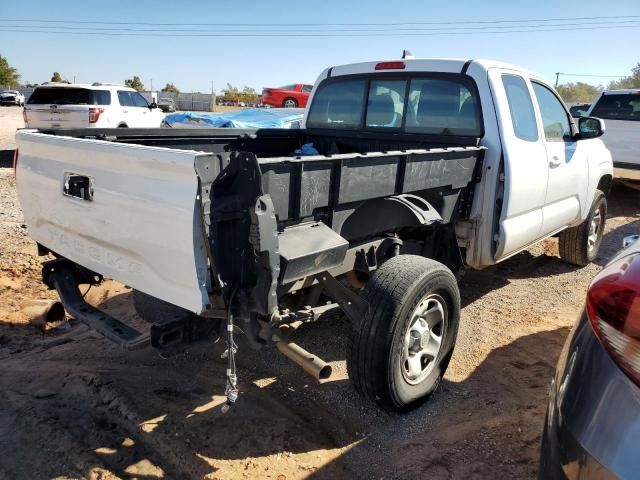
[586,252,640,385]
[89,107,105,124]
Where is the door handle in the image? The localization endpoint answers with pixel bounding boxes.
[549,156,562,168]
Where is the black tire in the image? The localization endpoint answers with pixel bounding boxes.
[282,97,298,108]
[347,255,461,411]
[558,190,607,267]
[132,289,191,323]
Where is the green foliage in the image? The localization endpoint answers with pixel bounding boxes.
[218,84,259,104]
[124,76,145,92]
[556,82,602,103]
[607,62,640,90]
[50,71,65,82]
[0,54,21,88]
[161,82,179,93]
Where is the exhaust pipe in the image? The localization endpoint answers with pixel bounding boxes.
[276,340,332,382]
[22,299,65,331]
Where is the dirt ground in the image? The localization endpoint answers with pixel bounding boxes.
[1,106,639,480]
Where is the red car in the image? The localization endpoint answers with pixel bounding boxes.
[261,83,313,108]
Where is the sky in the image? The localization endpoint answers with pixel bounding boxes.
[1,0,639,93]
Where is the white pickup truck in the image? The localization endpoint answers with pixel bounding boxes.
[587,88,640,181]
[15,58,612,412]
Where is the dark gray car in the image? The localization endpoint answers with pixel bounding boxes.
[539,234,640,479]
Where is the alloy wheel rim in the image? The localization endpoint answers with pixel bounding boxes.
[588,209,602,252]
[401,295,446,385]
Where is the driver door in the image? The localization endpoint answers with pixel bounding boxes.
[530,82,588,236]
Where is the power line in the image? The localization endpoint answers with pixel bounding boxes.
[1,19,639,33]
[1,24,639,38]
[1,14,640,27]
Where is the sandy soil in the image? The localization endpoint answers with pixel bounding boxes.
[1,107,639,479]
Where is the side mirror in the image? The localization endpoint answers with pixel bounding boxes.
[149,102,158,109]
[577,116,605,139]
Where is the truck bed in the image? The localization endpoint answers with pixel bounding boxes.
[16,128,484,313]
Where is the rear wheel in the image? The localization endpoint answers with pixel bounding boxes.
[282,97,298,108]
[347,255,460,411]
[558,190,607,266]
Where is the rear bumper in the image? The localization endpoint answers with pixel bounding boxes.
[613,161,640,181]
[540,312,640,479]
[261,96,280,107]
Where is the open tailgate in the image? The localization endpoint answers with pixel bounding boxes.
[15,130,211,313]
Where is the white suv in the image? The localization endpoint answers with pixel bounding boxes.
[23,82,165,129]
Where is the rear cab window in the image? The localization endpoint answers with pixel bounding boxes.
[307,74,482,137]
[591,93,640,121]
[501,74,538,141]
[28,87,111,105]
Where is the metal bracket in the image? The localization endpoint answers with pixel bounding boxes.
[42,259,149,351]
[316,273,369,326]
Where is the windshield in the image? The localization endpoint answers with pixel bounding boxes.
[307,75,482,136]
[278,84,297,90]
[591,93,640,121]
[28,87,111,105]
[1,91,19,95]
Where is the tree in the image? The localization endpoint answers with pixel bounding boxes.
[556,82,602,103]
[51,71,64,82]
[0,54,21,88]
[124,76,145,92]
[607,62,640,90]
[161,82,179,93]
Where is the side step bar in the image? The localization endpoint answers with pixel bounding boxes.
[42,258,150,350]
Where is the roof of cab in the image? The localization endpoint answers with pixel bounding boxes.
[325,58,539,80]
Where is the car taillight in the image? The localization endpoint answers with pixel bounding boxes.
[89,107,105,124]
[12,148,18,179]
[375,61,406,70]
[586,252,640,385]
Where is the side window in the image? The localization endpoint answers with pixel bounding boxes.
[532,83,571,141]
[501,74,538,141]
[365,80,406,128]
[131,92,149,107]
[117,91,133,107]
[301,85,313,93]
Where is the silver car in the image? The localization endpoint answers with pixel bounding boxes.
[539,234,640,479]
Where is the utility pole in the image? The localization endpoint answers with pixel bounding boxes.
[555,72,560,88]
[150,78,153,92]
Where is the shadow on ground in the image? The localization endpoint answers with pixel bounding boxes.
[0,149,15,168]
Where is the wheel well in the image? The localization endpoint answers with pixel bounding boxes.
[597,175,613,195]
[118,123,128,128]
[282,97,296,105]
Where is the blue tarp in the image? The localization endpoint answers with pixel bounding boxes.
[162,108,304,129]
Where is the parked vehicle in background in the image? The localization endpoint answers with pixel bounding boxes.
[539,234,640,479]
[261,83,313,108]
[15,57,612,412]
[24,82,164,129]
[587,89,640,181]
[568,103,590,118]
[158,97,176,113]
[0,90,25,106]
